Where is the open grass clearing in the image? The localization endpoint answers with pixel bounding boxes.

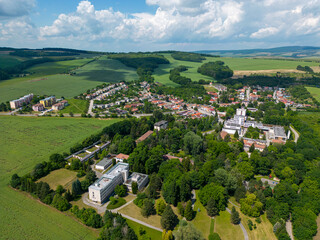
[228,200,276,240]
[214,210,243,240]
[0,116,119,239]
[59,99,89,114]
[126,219,162,240]
[306,86,320,102]
[118,201,162,229]
[191,190,212,239]
[204,85,218,92]
[38,168,78,191]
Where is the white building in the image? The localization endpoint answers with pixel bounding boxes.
[154,120,168,131]
[95,158,113,171]
[89,162,129,203]
[124,172,149,192]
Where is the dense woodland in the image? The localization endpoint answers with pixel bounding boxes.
[171,52,206,62]
[198,61,234,80]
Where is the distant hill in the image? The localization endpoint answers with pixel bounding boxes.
[195,46,320,58]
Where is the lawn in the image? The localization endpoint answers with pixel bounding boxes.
[228,200,276,240]
[297,112,320,135]
[214,210,243,240]
[118,202,162,229]
[153,53,319,87]
[306,86,320,102]
[0,116,119,239]
[126,219,162,240]
[38,169,78,191]
[59,99,89,114]
[106,197,126,210]
[0,56,138,102]
[191,190,212,239]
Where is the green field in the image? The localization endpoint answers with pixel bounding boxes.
[306,86,320,101]
[0,56,138,102]
[0,116,119,239]
[0,55,24,68]
[191,190,212,238]
[126,219,162,240]
[59,99,89,114]
[38,169,78,191]
[215,210,243,240]
[27,58,94,76]
[153,53,319,87]
[297,112,320,135]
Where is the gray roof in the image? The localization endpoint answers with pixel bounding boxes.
[274,126,286,138]
[96,158,112,167]
[154,120,168,127]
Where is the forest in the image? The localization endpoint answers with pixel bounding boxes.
[197,61,234,80]
[171,52,206,62]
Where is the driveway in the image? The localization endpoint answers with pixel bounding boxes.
[290,125,300,143]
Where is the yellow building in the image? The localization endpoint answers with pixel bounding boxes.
[40,96,56,107]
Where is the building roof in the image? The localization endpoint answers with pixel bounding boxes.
[116,153,130,160]
[274,126,286,138]
[154,120,168,127]
[96,158,112,167]
[220,130,229,140]
[136,130,153,143]
[125,172,148,186]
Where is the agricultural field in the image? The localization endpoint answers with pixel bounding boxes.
[153,53,319,87]
[0,54,24,68]
[59,99,89,114]
[0,116,119,239]
[306,86,320,102]
[38,169,78,191]
[0,56,138,102]
[26,58,94,77]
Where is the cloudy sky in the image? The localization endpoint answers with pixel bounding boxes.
[0,0,319,51]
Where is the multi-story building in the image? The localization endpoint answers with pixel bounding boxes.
[40,96,56,107]
[89,162,129,203]
[32,103,44,112]
[154,120,168,131]
[124,172,149,192]
[10,93,34,109]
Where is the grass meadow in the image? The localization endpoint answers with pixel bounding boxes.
[59,99,89,114]
[306,86,320,102]
[153,53,319,87]
[0,116,119,239]
[126,219,162,240]
[38,169,78,191]
[0,56,138,102]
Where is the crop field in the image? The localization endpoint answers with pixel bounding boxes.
[153,53,319,87]
[0,56,138,102]
[38,169,78,191]
[59,99,89,114]
[0,116,119,239]
[306,86,320,101]
[0,54,24,68]
[27,58,94,76]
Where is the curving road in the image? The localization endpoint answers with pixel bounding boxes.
[227,200,249,240]
[290,125,300,143]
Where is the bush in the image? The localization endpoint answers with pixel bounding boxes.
[107,197,126,210]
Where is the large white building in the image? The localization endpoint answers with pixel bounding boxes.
[10,93,34,109]
[124,172,149,192]
[89,162,129,203]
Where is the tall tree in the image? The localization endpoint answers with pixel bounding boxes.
[161,205,178,231]
[206,197,219,217]
[231,206,241,224]
[72,179,82,197]
[184,200,194,221]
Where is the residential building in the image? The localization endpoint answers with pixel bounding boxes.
[95,158,113,170]
[40,96,56,107]
[10,93,34,109]
[52,102,65,110]
[115,153,130,162]
[124,172,149,192]
[154,120,168,131]
[89,162,129,203]
[32,103,44,112]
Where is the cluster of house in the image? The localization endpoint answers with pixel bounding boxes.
[10,93,34,109]
[85,82,127,100]
[31,96,68,112]
[221,108,290,152]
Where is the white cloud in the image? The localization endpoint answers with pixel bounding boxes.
[250,27,279,39]
[0,0,35,18]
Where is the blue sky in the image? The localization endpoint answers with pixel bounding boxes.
[0,0,320,51]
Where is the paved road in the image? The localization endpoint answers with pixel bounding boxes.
[286,214,294,240]
[290,125,300,143]
[87,100,94,116]
[227,200,249,240]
